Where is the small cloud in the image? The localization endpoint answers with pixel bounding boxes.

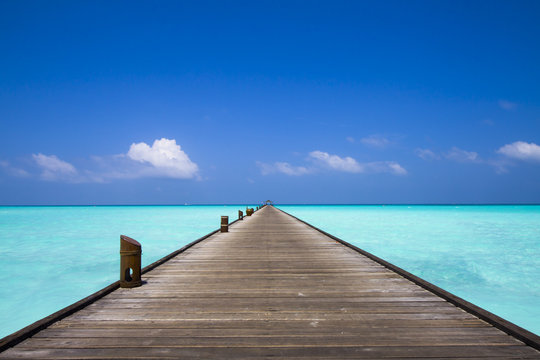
[126,138,199,179]
[498,100,517,111]
[346,136,355,143]
[361,161,407,175]
[0,160,30,177]
[257,151,406,177]
[488,159,511,174]
[415,148,440,161]
[445,147,479,162]
[483,119,494,126]
[257,161,311,176]
[497,141,540,162]
[32,153,78,181]
[386,162,407,175]
[360,135,390,148]
[309,151,363,173]
[26,138,200,183]
[309,151,406,175]
[256,162,273,175]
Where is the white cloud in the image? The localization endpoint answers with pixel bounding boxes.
[360,135,390,148]
[487,159,511,174]
[386,162,407,175]
[23,138,199,183]
[0,160,30,177]
[498,100,517,111]
[127,138,199,179]
[415,148,440,161]
[308,151,406,175]
[274,162,310,176]
[445,147,479,162]
[257,161,311,176]
[360,161,407,175]
[497,141,540,161]
[309,151,363,173]
[32,153,78,181]
[346,136,355,143]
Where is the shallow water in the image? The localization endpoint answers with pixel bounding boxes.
[0,205,249,338]
[1,205,539,339]
[278,205,540,335]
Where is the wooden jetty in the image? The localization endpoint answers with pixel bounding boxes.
[1,205,540,358]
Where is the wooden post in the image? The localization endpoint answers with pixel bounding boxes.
[238,210,243,220]
[120,235,142,288]
[221,216,228,232]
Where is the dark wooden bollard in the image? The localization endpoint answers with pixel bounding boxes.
[120,235,142,288]
[221,216,228,232]
[238,210,243,220]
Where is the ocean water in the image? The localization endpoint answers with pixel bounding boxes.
[1,205,539,339]
[0,205,250,339]
[278,205,540,335]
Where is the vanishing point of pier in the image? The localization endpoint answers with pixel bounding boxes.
[1,205,539,358]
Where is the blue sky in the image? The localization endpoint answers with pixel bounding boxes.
[1,1,539,204]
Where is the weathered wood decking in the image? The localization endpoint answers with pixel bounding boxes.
[1,205,539,359]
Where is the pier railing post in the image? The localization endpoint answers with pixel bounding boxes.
[120,235,142,288]
[221,216,229,232]
[238,210,243,220]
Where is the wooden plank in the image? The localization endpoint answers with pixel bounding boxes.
[3,345,540,359]
[18,336,523,347]
[1,205,539,359]
[34,327,508,338]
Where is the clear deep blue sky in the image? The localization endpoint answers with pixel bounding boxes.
[1,1,539,204]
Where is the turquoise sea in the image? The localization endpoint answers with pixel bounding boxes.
[279,205,540,336]
[0,205,539,339]
[0,205,249,339]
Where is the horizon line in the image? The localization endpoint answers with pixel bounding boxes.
[1,203,540,207]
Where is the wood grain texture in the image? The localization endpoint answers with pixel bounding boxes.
[1,205,539,359]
